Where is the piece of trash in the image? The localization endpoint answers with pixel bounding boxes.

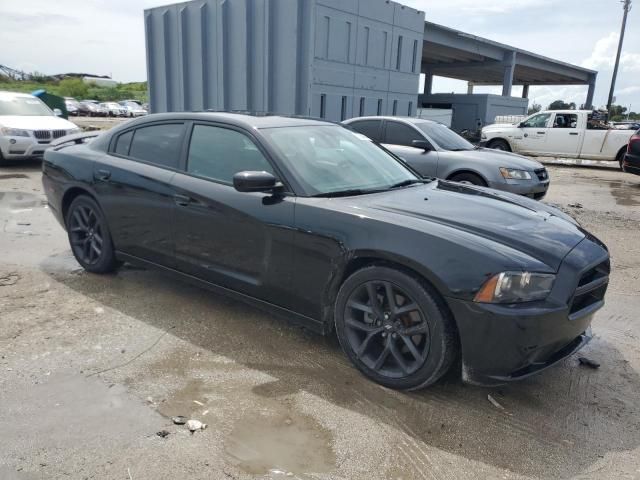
[186,419,207,432]
[156,430,170,438]
[172,416,187,425]
[17,222,31,226]
[193,400,204,406]
[579,357,601,369]
[202,410,209,416]
[146,396,154,404]
[487,394,505,410]
[95,307,104,314]
[568,203,583,209]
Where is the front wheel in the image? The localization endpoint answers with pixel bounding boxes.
[449,172,487,186]
[66,195,119,274]
[335,266,458,390]
[488,139,510,151]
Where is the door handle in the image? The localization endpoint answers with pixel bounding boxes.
[173,194,192,206]
[94,169,111,181]
[537,131,546,134]
[569,132,579,136]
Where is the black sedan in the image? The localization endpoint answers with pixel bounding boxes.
[42,113,610,389]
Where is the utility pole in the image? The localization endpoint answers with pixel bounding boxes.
[607,0,632,114]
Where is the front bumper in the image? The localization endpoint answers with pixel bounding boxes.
[0,136,49,159]
[448,236,609,386]
[488,177,550,200]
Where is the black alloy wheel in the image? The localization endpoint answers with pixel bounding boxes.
[335,266,457,390]
[66,195,119,273]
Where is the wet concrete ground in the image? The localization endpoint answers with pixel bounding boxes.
[1,162,639,479]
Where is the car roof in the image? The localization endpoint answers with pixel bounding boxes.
[344,116,438,126]
[0,91,36,100]
[117,112,337,130]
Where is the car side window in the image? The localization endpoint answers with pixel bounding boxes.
[522,113,551,129]
[349,120,383,142]
[187,125,274,184]
[114,130,133,156]
[128,123,184,168]
[553,113,578,129]
[384,121,423,147]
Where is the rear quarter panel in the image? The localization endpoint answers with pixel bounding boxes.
[580,130,633,160]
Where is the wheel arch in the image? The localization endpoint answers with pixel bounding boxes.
[445,169,489,186]
[486,137,512,151]
[616,145,628,162]
[61,186,101,225]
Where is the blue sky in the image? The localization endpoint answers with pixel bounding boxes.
[1,0,638,111]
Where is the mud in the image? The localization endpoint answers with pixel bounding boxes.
[1,161,640,479]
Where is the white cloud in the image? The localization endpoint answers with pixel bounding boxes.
[582,32,640,73]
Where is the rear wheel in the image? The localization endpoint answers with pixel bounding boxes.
[449,172,487,186]
[488,139,511,151]
[335,266,457,390]
[66,195,119,274]
[617,147,627,171]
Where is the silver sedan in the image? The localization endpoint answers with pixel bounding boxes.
[343,116,550,200]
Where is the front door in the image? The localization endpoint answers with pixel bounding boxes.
[170,123,295,305]
[383,120,439,177]
[546,113,582,157]
[514,112,551,155]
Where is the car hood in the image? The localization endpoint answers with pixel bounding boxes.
[343,181,584,271]
[482,123,517,131]
[0,115,77,130]
[438,148,544,170]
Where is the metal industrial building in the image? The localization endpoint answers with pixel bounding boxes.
[145,0,598,131]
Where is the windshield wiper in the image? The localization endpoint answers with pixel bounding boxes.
[312,189,376,198]
[388,179,424,189]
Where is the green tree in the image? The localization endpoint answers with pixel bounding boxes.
[548,100,576,110]
[528,103,542,115]
[57,78,89,99]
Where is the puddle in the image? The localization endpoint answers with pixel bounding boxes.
[0,191,46,211]
[225,411,336,476]
[608,181,640,207]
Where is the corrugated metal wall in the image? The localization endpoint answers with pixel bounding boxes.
[145,0,424,121]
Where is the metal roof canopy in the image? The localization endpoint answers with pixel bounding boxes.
[421,21,597,104]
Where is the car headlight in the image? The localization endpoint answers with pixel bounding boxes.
[1,127,30,137]
[500,167,531,180]
[474,272,555,303]
[68,128,81,135]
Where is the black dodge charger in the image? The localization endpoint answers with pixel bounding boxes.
[42,113,610,389]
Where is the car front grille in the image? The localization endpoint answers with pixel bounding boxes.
[534,168,548,181]
[569,259,610,319]
[52,130,68,139]
[33,130,51,140]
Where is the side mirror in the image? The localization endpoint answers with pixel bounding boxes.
[233,171,281,193]
[518,122,526,128]
[53,108,63,117]
[411,139,432,151]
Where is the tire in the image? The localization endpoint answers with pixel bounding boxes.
[488,139,510,151]
[335,266,458,390]
[65,195,119,274]
[0,149,6,166]
[449,172,487,186]
[617,148,627,171]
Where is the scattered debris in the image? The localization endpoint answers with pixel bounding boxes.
[94,307,104,314]
[172,416,187,425]
[127,467,133,480]
[193,400,205,406]
[568,203,583,209]
[487,394,505,410]
[579,357,601,369]
[146,396,154,404]
[17,222,31,226]
[202,410,209,416]
[186,419,207,432]
[156,430,170,438]
[0,273,19,287]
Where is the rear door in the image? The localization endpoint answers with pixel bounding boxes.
[546,113,582,156]
[382,120,439,177]
[94,122,185,267]
[170,123,296,305]
[514,112,551,154]
[346,119,384,142]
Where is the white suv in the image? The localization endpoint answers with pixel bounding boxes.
[0,91,80,164]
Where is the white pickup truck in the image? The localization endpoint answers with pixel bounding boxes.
[481,110,634,167]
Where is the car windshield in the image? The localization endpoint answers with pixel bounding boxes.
[415,122,475,151]
[0,96,53,116]
[261,125,421,197]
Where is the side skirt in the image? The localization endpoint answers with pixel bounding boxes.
[115,251,328,335]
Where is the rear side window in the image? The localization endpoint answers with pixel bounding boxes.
[349,120,383,142]
[384,121,422,147]
[128,123,184,168]
[114,130,133,156]
[187,125,274,184]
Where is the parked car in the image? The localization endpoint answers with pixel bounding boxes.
[481,110,634,168]
[344,116,550,200]
[42,113,610,389]
[118,101,147,117]
[100,102,128,117]
[0,91,80,164]
[622,129,640,176]
[80,100,108,117]
[611,121,640,130]
[64,98,80,116]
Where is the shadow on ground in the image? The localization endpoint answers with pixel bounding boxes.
[46,256,640,478]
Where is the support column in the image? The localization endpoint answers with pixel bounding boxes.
[467,82,474,94]
[422,69,433,95]
[502,51,516,97]
[585,73,597,109]
[522,84,529,99]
